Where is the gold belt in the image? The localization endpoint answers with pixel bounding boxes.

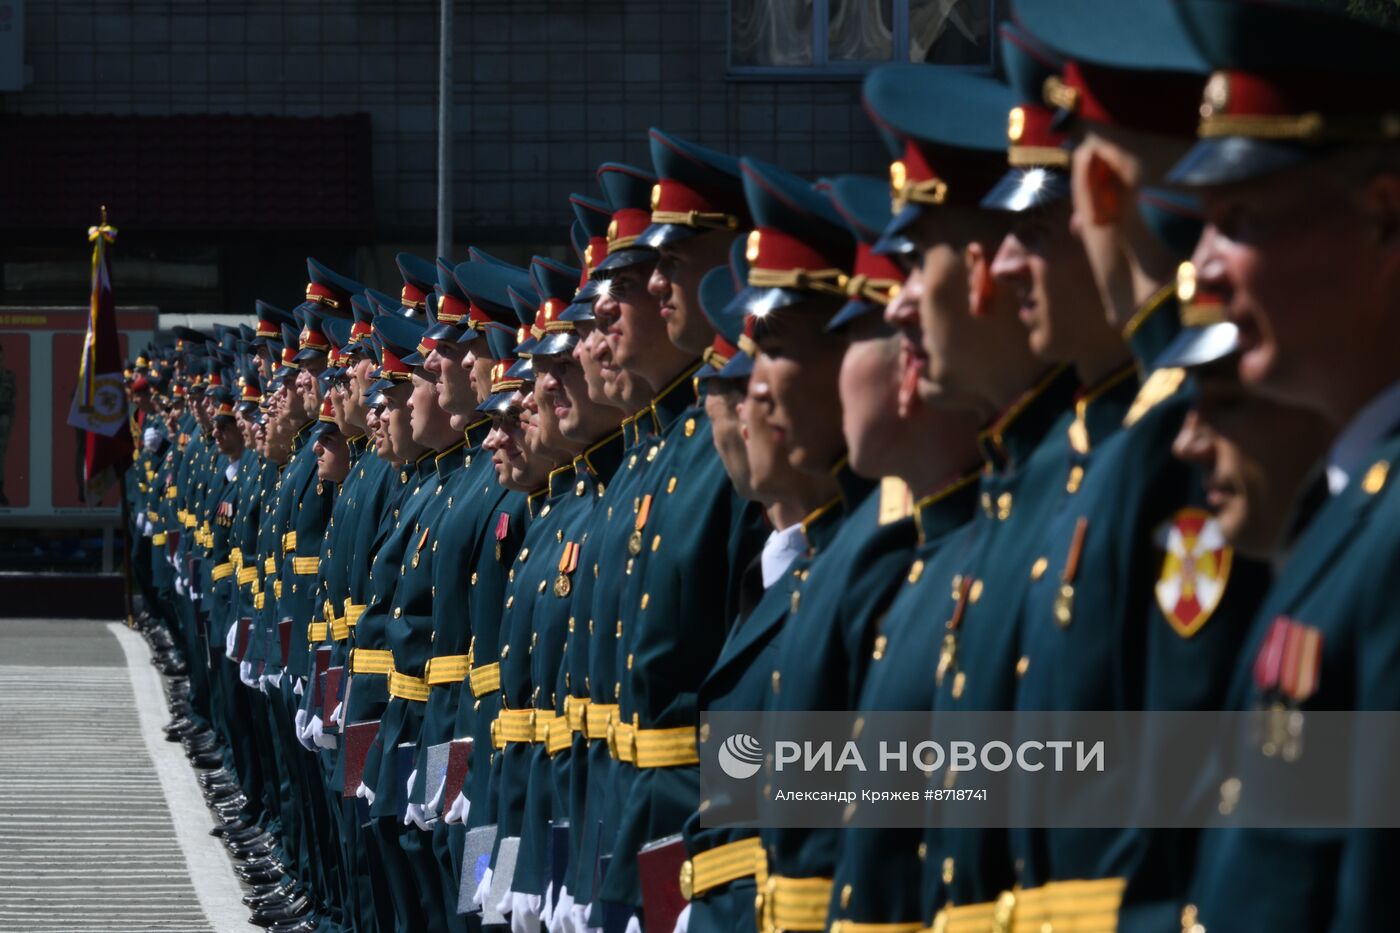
[758,875,833,932]
[346,603,366,627]
[152,532,167,545]
[307,622,329,642]
[468,661,501,697]
[331,617,349,641]
[680,837,762,901]
[830,921,924,932]
[585,702,618,741]
[292,556,320,575]
[425,655,470,685]
[931,879,1125,933]
[237,567,259,585]
[350,648,393,675]
[544,714,572,754]
[493,708,536,747]
[564,695,590,733]
[611,724,698,768]
[211,562,234,581]
[607,720,636,763]
[253,593,265,610]
[264,556,277,574]
[282,531,297,553]
[389,670,430,702]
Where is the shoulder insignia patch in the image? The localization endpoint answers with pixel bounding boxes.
[1154,507,1232,638]
[1123,367,1187,428]
[878,476,914,525]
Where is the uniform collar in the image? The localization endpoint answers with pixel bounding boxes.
[290,419,314,452]
[914,470,980,545]
[646,360,704,436]
[526,484,550,517]
[1068,362,1140,455]
[547,462,577,500]
[802,458,874,552]
[576,426,627,484]
[464,417,492,450]
[434,436,470,479]
[1121,281,1182,371]
[977,364,1078,473]
[1326,377,1400,495]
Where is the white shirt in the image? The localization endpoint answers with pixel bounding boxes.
[760,523,808,590]
[1326,378,1400,494]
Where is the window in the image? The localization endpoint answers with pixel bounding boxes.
[729,0,1001,77]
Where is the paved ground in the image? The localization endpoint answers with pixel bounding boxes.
[0,620,245,932]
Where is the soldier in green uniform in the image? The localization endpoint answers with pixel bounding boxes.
[723,154,916,933]
[561,160,669,931]
[593,130,770,927]
[967,3,1275,928]
[817,164,991,930]
[1158,1,1400,928]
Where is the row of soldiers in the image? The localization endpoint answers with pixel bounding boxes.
[124,1,1400,931]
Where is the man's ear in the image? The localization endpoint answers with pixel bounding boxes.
[1086,149,1125,227]
[965,241,995,317]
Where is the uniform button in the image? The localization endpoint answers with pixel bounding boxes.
[393,607,401,618]
[840,885,852,909]
[1016,656,1030,678]
[852,717,864,739]
[501,645,509,658]
[917,842,927,861]
[842,801,857,823]
[951,672,966,699]
[699,723,710,743]
[666,477,677,494]
[538,579,547,593]
[640,593,649,610]
[771,671,780,694]
[1030,557,1048,580]
[698,799,710,812]
[997,492,1013,520]
[1066,464,1085,494]
[1181,904,1204,933]
[871,635,888,661]
[626,653,633,670]
[907,560,924,584]
[969,579,983,603]
[942,857,954,884]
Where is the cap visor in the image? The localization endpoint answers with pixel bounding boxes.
[636,223,700,250]
[559,300,597,323]
[594,246,660,274]
[504,357,535,381]
[292,347,327,363]
[423,321,465,343]
[873,204,923,257]
[1153,321,1241,370]
[717,351,754,380]
[532,332,580,357]
[980,167,1070,213]
[476,390,518,415]
[1167,137,1318,188]
[826,298,882,333]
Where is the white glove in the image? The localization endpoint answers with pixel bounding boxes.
[510,891,542,933]
[263,669,283,690]
[329,702,342,727]
[174,576,186,596]
[406,803,432,831]
[624,914,641,933]
[356,781,375,805]
[495,882,514,917]
[295,708,314,750]
[239,660,257,687]
[549,885,576,933]
[444,791,470,825]
[570,902,600,933]
[313,718,336,750]
[672,903,691,933]
[143,427,161,451]
[224,621,238,655]
[293,677,305,697]
[542,882,555,928]
[473,866,494,909]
